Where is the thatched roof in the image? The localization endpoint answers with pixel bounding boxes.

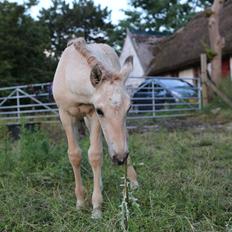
[128,30,167,72]
[146,0,232,76]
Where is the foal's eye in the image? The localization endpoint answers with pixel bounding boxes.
[96,108,104,117]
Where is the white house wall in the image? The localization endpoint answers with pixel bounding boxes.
[119,34,145,90]
[179,68,194,78]
[179,68,194,84]
[119,35,144,78]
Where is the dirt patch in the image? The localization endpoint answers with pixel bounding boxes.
[128,113,232,133]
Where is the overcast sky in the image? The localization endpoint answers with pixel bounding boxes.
[8,0,129,24]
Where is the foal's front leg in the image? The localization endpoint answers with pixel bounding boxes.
[127,156,139,189]
[86,114,103,219]
[59,109,85,209]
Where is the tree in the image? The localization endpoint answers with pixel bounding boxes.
[39,0,113,60]
[110,0,215,51]
[207,0,225,86]
[0,1,53,86]
[118,0,214,33]
[108,10,142,50]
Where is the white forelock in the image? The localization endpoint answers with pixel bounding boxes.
[110,89,122,107]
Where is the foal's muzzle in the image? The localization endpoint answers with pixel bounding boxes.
[112,152,129,166]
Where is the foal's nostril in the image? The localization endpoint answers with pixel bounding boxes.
[112,155,118,164]
[117,160,124,165]
[112,153,129,166]
[119,152,129,165]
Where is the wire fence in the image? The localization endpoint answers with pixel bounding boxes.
[0,77,201,126]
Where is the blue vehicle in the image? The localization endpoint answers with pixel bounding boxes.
[131,78,198,111]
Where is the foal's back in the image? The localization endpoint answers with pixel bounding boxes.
[53,42,121,109]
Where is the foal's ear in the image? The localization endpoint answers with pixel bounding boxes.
[120,56,133,83]
[90,64,103,88]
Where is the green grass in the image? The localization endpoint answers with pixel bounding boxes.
[1,124,232,231]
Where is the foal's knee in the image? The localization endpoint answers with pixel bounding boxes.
[88,150,102,168]
[68,149,82,167]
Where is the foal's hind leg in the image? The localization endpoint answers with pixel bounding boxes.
[127,156,139,189]
[59,109,84,208]
[85,114,103,219]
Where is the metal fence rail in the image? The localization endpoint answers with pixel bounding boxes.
[0,77,201,125]
[126,76,201,127]
[0,83,58,124]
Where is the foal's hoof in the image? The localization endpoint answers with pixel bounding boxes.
[130,181,139,190]
[76,200,85,210]
[91,208,102,219]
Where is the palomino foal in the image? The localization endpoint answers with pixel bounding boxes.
[53,37,138,219]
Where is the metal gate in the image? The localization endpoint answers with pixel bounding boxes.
[126,76,201,127]
[0,77,201,125]
[0,83,58,125]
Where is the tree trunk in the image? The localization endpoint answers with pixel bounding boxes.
[207,0,225,86]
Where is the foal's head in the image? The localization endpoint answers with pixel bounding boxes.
[90,57,133,165]
[73,38,133,165]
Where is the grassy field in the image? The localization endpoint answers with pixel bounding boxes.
[0,123,232,232]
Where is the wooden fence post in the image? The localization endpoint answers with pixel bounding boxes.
[200,53,232,108]
[200,54,208,105]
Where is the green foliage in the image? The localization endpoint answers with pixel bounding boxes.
[0,125,13,172]
[202,42,217,61]
[0,1,54,86]
[0,126,232,231]
[116,0,214,36]
[19,126,54,171]
[110,0,215,51]
[108,10,143,50]
[39,0,113,60]
[217,79,232,101]
[0,0,113,86]
[204,79,232,111]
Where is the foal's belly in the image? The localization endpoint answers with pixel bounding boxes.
[67,103,94,117]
